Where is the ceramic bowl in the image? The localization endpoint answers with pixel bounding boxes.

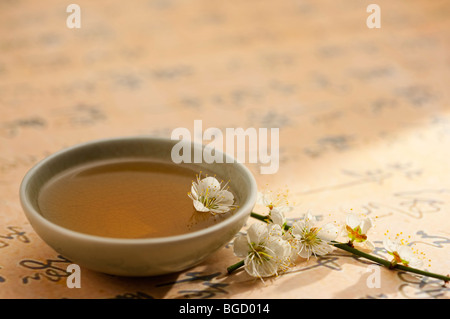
[19,136,257,276]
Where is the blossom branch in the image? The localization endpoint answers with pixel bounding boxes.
[227,212,450,283]
[330,241,450,282]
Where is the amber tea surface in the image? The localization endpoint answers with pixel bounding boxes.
[38,159,230,238]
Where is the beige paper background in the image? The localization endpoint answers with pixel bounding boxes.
[0,0,449,298]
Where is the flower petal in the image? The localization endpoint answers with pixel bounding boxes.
[193,200,210,212]
[398,246,417,262]
[359,217,373,234]
[312,242,333,256]
[233,235,250,258]
[297,245,312,259]
[210,206,231,214]
[383,238,399,253]
[268,224,283,237]
[304,211,316,229]
[317,223,339,242]
[398,246,423,268]
[288,221,304,237]
[346,213,361,229]
[216,189,234,205]
[199,176,221,190]
[270,208,286,227]
[247,223,269,244]
[190,183,200,199]
[245,256,278,278]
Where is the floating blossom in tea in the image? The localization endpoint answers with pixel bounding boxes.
[188,173,235,215]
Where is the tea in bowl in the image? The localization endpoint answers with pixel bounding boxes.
[19,136,257,276]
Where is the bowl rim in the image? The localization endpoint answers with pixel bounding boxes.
[19,135,258,245]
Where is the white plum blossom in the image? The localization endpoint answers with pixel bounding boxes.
[383,238,423,268]
[257,190,293,212]
[257,190,293,228]
[233,223,292,278]
[284,212,338,260]
[188,173,235,215]
[270,207,288,228]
